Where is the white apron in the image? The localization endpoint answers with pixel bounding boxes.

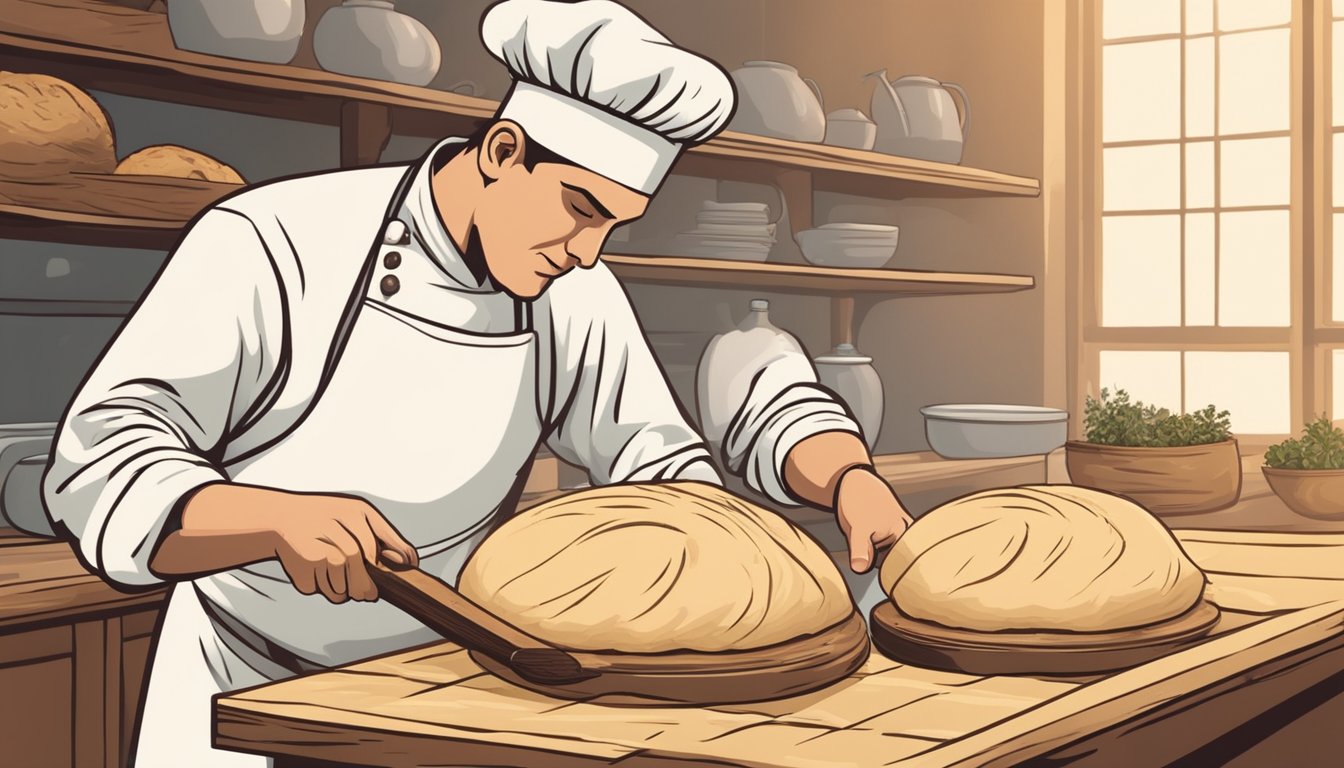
[131,163,542,767]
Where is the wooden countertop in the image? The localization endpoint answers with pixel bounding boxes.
[214,530,1344,768]
[0,536,165,632]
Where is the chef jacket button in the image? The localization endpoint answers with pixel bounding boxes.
[382,219,410,245]
[383,251,402,269]
[380,275,401,296]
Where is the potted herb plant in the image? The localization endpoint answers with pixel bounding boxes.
[1065,388,1241,515]
[1262,416,1344,521]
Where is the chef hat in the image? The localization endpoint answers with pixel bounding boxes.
[481,0,735,194]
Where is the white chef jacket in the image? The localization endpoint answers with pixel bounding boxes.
[42,137,861,590]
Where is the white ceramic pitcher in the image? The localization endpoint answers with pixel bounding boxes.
[866,70,971,164]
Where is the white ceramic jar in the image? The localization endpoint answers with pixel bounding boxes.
[167,0,305,64]
[814,343,883,451]
[823,108,877,150]
[314,0,442,86]
[696,300,808,450]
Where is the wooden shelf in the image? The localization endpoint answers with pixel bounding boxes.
[0,0,1041,200]
[607,255,1033,297]
[0,174,1036,299]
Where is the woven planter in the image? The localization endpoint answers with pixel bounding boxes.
[1064,439,1243,516]
[1261,467,1344,521]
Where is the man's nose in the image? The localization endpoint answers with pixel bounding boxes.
[566,243,601,269]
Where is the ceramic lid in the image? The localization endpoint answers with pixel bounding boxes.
[814,343,874,364]
[827,108,873,123]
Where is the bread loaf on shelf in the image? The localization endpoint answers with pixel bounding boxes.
[0,71,116,179]
[115,144,245,184]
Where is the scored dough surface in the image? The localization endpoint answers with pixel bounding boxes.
[879,485,1206,633]
[458,482,854,653]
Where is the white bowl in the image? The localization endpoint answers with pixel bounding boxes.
[796,226,899,268]
[920,404,1069,459]
[818,222,898,233]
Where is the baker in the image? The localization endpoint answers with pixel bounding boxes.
[42,1,914,765]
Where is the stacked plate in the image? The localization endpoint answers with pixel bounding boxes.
[675,200,776,262]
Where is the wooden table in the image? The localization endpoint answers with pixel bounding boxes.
[214,529,1344,768]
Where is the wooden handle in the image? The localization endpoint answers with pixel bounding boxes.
[370,558,596,686]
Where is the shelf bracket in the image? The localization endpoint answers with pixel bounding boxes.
[772,168,813,238]
[830,297,855,349]
[339,101,393,168]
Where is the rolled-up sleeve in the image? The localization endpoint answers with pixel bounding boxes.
[720,338,862,508]
[43,209,280,587]
[541,265,720,486]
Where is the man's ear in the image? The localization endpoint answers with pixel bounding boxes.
[478,120,526,182]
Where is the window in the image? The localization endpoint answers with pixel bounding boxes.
[1086,0,1319,436]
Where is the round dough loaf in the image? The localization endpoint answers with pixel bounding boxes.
[0,71,116,178]
[879,485,1206,633]
[458,482,854,653]
[115,145,245,184]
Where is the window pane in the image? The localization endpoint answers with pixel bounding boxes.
[1099,351,1183,411]
[1187,0,1214,35]
[1105,41,1182,142]
[1186,36,1215,137]
[1336,132,1344,205]
[1103,215,1182,326]
[1186,212,1216,325]
[1104,0,1181,39]
[1334,350,1344,421]
[1338,0,1344,19]
[1218,0,1291,31]
[1221,137,1291,207]
[1335,213,1344,322]
[1336,22,1344,126]
[1220,29,1290,135]
[1219,210,1290,326]
[1186,141,1215,208]
[1105,144,1181,210]
[1186,351,1290,433]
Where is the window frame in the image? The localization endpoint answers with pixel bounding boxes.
[1074,0,1324,442]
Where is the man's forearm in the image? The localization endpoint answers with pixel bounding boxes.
[147,483,281,579]
[781,430,874,509]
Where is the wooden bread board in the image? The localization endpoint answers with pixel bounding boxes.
[471,610,871,704]
[870,598,1221,676]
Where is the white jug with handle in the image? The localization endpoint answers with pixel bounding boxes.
[865,70,971,164]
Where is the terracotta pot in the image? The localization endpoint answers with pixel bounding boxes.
[1064,439,1242,515]
[1261,467,1344,521]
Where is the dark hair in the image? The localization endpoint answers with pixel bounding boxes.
[457,121,572,171]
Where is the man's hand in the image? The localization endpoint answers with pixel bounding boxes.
[150,483,420,604]
[267,493,420,604]
[834,468,913,573]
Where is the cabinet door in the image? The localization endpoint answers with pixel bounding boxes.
[0,625,75,767]
[120,609,159,768]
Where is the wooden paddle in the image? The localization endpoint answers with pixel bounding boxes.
[370,550,598,686]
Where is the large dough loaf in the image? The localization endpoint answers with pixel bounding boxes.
[880,485,1206,633]
[458,482,854,653]
[0,71,116,178]
[115,144,245,184]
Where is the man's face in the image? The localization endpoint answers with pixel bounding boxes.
[473,145,650,300]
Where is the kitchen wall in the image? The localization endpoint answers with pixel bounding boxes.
[0,0,1055,458]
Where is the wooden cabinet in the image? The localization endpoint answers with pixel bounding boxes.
[0,609,159,768]
[1,537,165,768]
